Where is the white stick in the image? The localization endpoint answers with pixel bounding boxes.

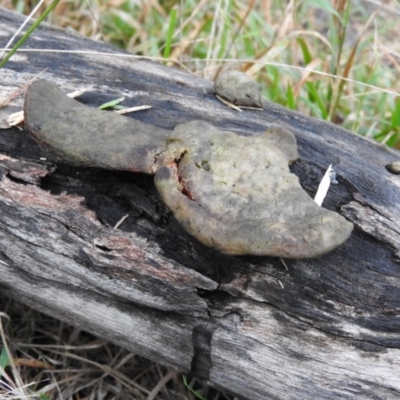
[314,164,333,207]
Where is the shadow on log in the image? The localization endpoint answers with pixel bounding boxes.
[1,7,400,400]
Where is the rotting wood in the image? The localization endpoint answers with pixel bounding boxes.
[1,7,400,400]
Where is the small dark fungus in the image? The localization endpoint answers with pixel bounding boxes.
[214,70,263,108]
[386,161,400,175]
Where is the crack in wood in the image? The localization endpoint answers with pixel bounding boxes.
[190,321,218,380]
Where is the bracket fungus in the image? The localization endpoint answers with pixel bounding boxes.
[24,80,169,174]
[24,80,353,258]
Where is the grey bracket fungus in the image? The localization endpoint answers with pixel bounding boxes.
[155,121,353,258]
[24,79,353,258]
[24,80,169,174]
[214,70,263,108]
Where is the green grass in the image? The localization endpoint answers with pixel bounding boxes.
[1,0,399,148]
[42,0,397,148]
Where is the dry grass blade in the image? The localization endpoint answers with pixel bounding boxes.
[168,18,206,65]
[215,94,242,111]
[205,0,223,72]
[67,89,89,98]
[328,6,381,120]
[113,214,129,229]
[0,88,23,109]
[0,0,60,69]
[0,313,27,397]
[0,0,44,60]
[215,0,256,77]
[0,71,45,109]
[293,58,321,98]
[245,0,295,75]
[115,105,152,114]
[146,370,178,400]
[6,111,24,127]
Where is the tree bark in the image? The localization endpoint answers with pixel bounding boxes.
[1,7,400,399]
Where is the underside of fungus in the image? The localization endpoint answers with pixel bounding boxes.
[24,80,353,258]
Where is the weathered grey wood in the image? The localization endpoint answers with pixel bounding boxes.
[1,7,400,399]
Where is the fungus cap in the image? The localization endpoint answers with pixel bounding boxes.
[155,121,353,258]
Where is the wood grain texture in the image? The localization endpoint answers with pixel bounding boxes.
[1,7,400,399]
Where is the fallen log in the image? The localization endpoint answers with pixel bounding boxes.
[1,7,400,400]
